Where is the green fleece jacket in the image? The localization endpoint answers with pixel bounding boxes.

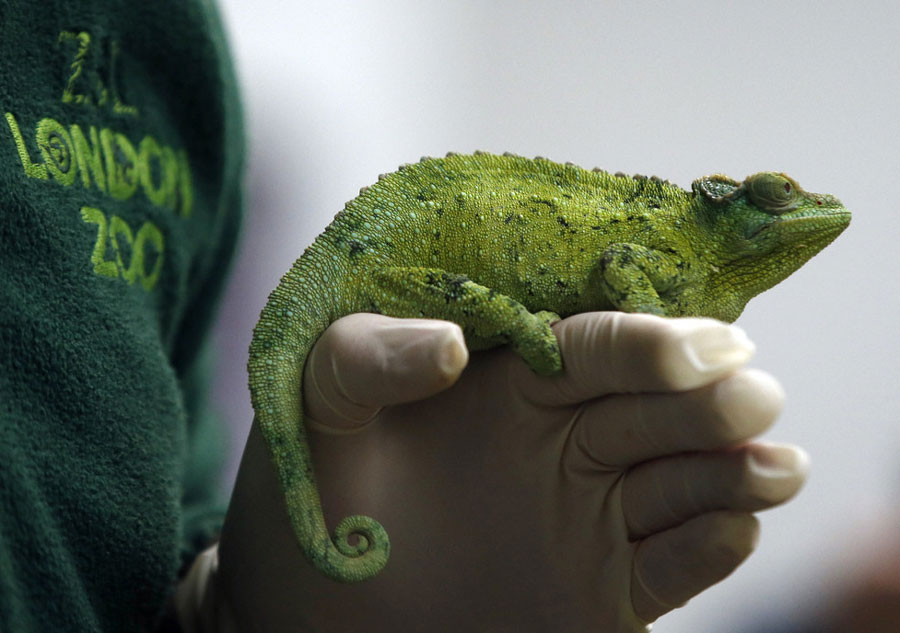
[0,0,244,630]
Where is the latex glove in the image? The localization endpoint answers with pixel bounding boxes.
[196,312,807,632]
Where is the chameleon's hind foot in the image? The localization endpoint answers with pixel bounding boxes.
[534,310,561,327]
[364,266,563,375]
[512,315,562,376]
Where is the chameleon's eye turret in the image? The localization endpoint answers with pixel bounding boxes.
[745,172,800,213]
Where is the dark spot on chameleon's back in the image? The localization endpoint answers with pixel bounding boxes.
[415,187,438,202]
[556,216,569,228]
[505,214,515,224]
[609,218,620,224]
[348,240,366,258]
[556,279,567,288]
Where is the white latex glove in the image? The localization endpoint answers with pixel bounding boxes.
[181,311,808,632]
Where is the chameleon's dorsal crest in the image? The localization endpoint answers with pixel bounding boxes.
[692,174,742,203]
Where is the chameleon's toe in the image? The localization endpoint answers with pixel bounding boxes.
[534,310,562,327]
[514,319,563,376]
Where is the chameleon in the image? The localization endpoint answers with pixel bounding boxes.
[247,151,850,583]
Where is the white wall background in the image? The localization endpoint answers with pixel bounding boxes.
[211,1,900,630]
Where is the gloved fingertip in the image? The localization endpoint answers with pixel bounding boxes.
[329,317,469,411]
[714,368,785,441]
[434,322,468,379]
[662,319,755,390]
[748,443,811,482]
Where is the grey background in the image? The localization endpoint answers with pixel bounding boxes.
[212,1,900,630]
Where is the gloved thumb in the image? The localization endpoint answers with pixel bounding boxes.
[303,313,469,431]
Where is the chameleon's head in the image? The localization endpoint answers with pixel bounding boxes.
[690,171,850,321]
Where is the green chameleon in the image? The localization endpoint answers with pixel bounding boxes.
[247,151,850,583]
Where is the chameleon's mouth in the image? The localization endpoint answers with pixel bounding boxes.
[749,209,851,239]
[747,222,772,239]
[778,209,852,232]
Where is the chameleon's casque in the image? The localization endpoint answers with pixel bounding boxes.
[248,152,850,582]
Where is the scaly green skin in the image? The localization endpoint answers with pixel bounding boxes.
[248,152,850,582]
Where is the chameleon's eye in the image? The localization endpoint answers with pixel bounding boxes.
[745,173,798,212]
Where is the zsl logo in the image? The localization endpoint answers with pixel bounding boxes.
[1,30,200,292]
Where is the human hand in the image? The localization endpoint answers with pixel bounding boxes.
[208,311,808,632]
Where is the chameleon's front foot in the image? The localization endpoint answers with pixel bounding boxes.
[598,243,678,315]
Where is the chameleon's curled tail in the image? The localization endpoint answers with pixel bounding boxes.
[248,256,390,583]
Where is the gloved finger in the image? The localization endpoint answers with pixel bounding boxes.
[567,369,784,468]
[303,313,468,431]
[623,442,809,539]
[517,312,755,407]
[630,511,759,623]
